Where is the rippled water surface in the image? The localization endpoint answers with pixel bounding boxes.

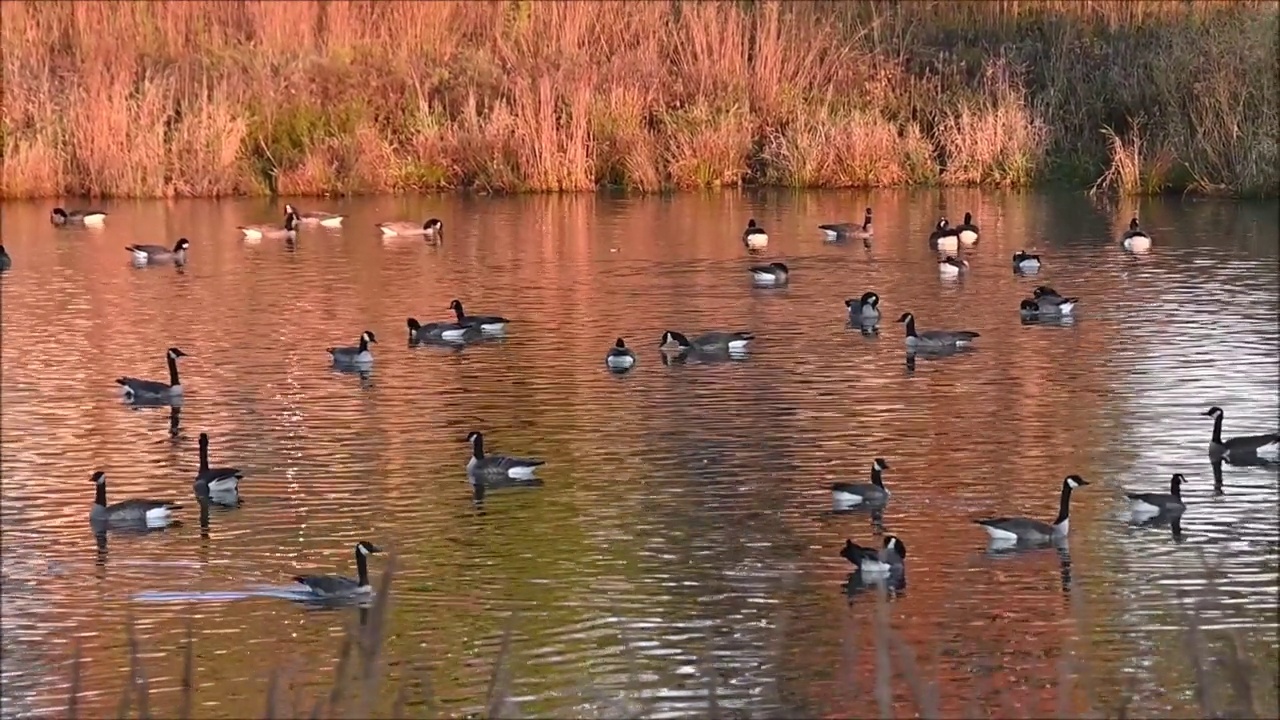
[2,191,1278,718]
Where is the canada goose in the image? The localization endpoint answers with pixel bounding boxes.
[1121,217,1152,251]
[466,431,545,480]
[1203,406,1280,463]
[293,541,383,597]
[605,338,636,370]
[51,208,108,227]
[1126,473,1188,515]
[406,317,478,343]
[840,536,907,575]
[938,256,969,277]
[0,245,10,271]
[238,211,299,241]
[819,208,873,242]
[660,330,754,353]
[895,313,979,349]
[975,475,1088,544]
[831,458,891,506]
[749,262,790,285]
[378,218,443,241]
[1011,251,1042,272]
[929,218,959,253]
[328,331,377,365]
[284,204,345,228]
[90,471,181,527]
[845,292,881,321]
[1029,286,1079,315]
[116,347,188,402]
[126,238,190,266]
[742,219,769,251]
[194,433,244,495]
[448,299,509,333]
[956,212,980,244]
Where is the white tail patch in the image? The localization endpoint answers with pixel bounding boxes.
[832,490,864,505]
[935,237,958,253]
[207,476,239,493]
[821,229,839,241]
[378,225,399,237]
[480,322,507,333]
[440,328,468,341]
[959,230,979,244]
[240,228,264,241]
[745,233,768,250]
[507,465,539,480]
[1123,235,1152,252]
[727,339,751,351]
[606,354,635,369]
[1057,301,1077,315]
[938,263,961,277]
[144,506,173,526]
[131,249,150,263]
[980,524,1020,542]
[319,216,345,228]
[82,214,107,227]
[752,271,779,284]
[860,558,891,575]
[1255,440,1280,461]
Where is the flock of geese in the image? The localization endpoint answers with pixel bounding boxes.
[24,202,1280,600]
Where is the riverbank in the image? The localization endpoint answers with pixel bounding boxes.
[2,1,1276,199]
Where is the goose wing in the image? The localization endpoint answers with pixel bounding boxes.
[976,517,1054,536]
[486,454,545,471]
[327,345,358,359]
[819,222,856,234]
[293,574,359,596]
[126,244,168,256]
[841,542,879,565]
[1126,492,1176,506]
[1225,432,1280,454]
[197,467,243,491]
[919,329,980,344]
[378,221,424,236]
[116,376,172,395]
[464,313,510,325]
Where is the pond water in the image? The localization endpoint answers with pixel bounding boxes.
[1,190,1277,718]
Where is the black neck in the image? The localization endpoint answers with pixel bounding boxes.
[1169,476,1182,499]
[453,305,466,322]
[199,441,210,472]
[355,549,370,587]
[862,213,872,229]
[167,354,181,386]
[1053,483,1073,525]
[870,466,884,488]
[94,482,107,507]
[357,336,369,353]
[1211,414,1223,444]
[903,317,918,338]
[472,436,485,460]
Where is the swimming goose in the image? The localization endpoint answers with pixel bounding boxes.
[749,262,790,285]
[90,471,181,526]
[466,431,545,480]
[238,211,299,241]
[406,317,478,343]
[1028,286,1079,315]
[976,475,1088,544]
[1012,251,1042,273]
[194,433,244,495]
[1121,217,1152,251]
[831,458,891,506]
[742,219,769,251]
[328,331,377,365]
[378,218,443,241]
[928,218,960,253]
[660,330,754,353]
[1126,473,1187,515]
[956,212,980,245]
[0,245,10,271]
[840,536,907,575]
[126,238,190,266]
[1203,406,1280,463]
[448,299,509,333]
[51,208,108,227]
[819,208,873,242]
[845,292,881,321]
[293,541,383,598]
[605,338,637,370]
[938,256,969,277]
[116,347,188,402]
[895,313,979,349]
[284,204,345,228]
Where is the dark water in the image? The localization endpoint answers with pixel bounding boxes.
[1,191,1277,718]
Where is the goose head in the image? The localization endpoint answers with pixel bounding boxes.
[873,457,889,472]
[614,337,628,349]
[1202,406,1224,419]
[356,540,382,556]
[167,347,189,361]
[425,218,443,232]
[284,204,297,214]
[284,211,300,231]
[1020,299,1040,312]
[51,207,69,224]
[360,331,378,345]
[861,292,880,308]
[659,331,689,349]
[92,470,106,485]
[1033,286,1057,298]
[174,238,191,252]
[963,212,973,224]
[936,217,949,230]
[406,318,422,332]
[768,262,788,273]
[465,430,484,444]
[449,299,465,313]
[1064,474,1089,490]
[884,535,907,559]
[198,432,209,450]
[1129,217,1140,231]
[895,312,914,324]
[746,219,760,230]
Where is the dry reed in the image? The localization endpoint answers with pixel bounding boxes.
[3,1,1275,199]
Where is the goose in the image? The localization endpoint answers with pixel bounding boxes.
[742,219,769,251]
[116,347,188,402]
[956,212,980,245]
[284,204,345,228]
[0,245,9,271]
[378,218,443,241]
[895,313,979,349]
[605,337,636,370]
[749,262,790,285]
[238,210,299,241]
[975,475,1088,544]
[126,238,190,266]
[448,299,509,333]
[660,330,754,354]
[466,431,545,480]
[406,317,478,343]
[1121,217,1152,251]
[845,292,881,321]
[90,471,181,527]
[1011,251,1042,273]
[928,218,959,253]
[51,207,108,227]
[194,433,243,496]
[293,541,383,598]
[819,208,873,242]
[1029,286,1079,315]
[328,331,377,365]
[1203,406,1280,463]
[840,536,907,575]
[1126,473,1187,515]
[831,458,891,506]
[938,256,969,277]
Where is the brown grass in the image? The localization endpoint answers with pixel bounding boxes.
[1,1,1276,198]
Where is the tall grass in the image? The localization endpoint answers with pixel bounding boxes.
[1,1,1276,198]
